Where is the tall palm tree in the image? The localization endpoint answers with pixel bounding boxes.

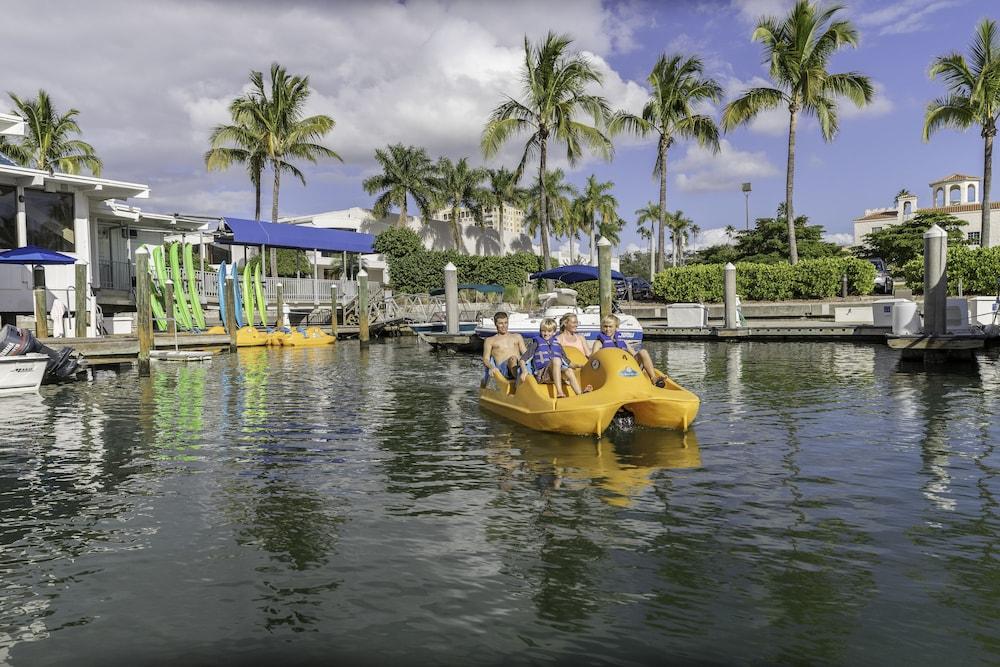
[2,90,101,175]
[609,54,721,272]
[635,202,662,279]
[205,95,267,220]
[575,175,619,264]
[437,156,487,252]
[722,0,873,264]
[482,32,613,271]
[924,19,1000,247]
[362,144,439,226]
[483,167,524,254]
[525,169,577,266]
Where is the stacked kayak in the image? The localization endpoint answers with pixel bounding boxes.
[479,347,699,436]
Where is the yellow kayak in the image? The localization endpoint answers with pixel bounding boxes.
[278,326,335,347]
[479,346,700,436]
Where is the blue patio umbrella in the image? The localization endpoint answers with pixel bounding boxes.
[530,264,624,284]
[0,245,76,265]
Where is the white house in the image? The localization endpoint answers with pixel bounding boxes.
[853,173,1000,247]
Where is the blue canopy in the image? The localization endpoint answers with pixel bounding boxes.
[0,245,76,265]
[220,217,375,254]
[530,264,624,284]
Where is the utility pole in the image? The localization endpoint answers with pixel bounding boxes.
[741,182,752,230]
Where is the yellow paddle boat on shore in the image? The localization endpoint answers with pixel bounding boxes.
[479,347,699,436]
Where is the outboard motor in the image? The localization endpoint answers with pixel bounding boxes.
[0,324,80,381]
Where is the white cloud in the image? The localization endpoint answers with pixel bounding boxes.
[729,0,795,25]
[722,76,788,136]
[823,232,854,246]
[839,82,894,119]
[688,226,738,250]
[856,0,961,36]
[674,139,778,193]
[2,0,645,215]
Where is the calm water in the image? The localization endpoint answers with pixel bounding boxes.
[0,340,998,665]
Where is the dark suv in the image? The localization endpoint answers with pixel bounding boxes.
[869,258,892,294]
[615,276,654,300]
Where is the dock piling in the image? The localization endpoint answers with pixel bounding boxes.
[276,283,284,329]
[841,274,848,298]
[75,262,87,338]
[164,280,176,336]
[135,248,152,376]
[330,285,339,338]
[358,269,370,345]
[224,276,237,352]
[724,262,739,329]
[598,237,612,321]
[444,262,458,335]
[923,225,948,336]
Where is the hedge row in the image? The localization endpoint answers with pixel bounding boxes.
[388,250,542,294]
[652,257,876,302]
[900,245,1000,294]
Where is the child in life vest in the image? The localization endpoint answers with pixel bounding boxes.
[520,318,592,398]
[593,315,665,388]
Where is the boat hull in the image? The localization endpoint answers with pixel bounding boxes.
[475,308,642,344]
[0,354,48,396]
[479,347,699,436]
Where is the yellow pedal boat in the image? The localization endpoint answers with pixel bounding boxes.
[479,347,700,436]
[203,325,269,347]
[277,326,335,347]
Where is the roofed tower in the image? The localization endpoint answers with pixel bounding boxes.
[930,173,981,208]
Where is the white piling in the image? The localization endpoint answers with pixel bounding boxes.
[597,237,612,320]
[444,262,459,335]
[923,225,948,335]
[724,262,739,329]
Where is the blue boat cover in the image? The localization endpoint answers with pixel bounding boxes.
[0,245,76,265]
[530,264,624,283]
[220,217,374,253]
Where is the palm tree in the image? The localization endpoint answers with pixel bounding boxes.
[924,19,1000,247]
[665,209,696,266]
[437,156,487,252]
[205,95,267,220]
[483,167,524,254]
[721,0,873,264]
[635,202,662,279]
[575,175,620,264]
[362,144,439,227]
[894,188,914,204]
[609,54,721,272]
[482,32,613,271]
[525,169,577,266]
[2,90,101,174]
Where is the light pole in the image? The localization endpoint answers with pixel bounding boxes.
[741,182,752,230]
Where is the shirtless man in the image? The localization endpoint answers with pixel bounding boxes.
[482,311,527,385]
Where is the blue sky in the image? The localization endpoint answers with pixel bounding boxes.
[3,0,996,254]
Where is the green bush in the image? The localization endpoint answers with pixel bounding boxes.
[570,281,599,307]
[652,257,875,302]
[373,226,424,259]
[901,245,1000,294]
[386,249,542,294]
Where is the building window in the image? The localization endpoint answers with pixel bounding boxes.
[25,190,75,252]
[902,201,912,217]
[968,231,981,245]
[968,184,977,203]
[935,188,944,207]
[0,185,15,249]
[949,185,961,205]
[872,226,882,233]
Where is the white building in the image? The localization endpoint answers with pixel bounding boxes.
[853,173,1000,247]
[431,204,526,236]
[1,117,204,332]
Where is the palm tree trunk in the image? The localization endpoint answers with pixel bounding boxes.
[672,231,678,267]
[499,204,506,255]
[539,137,551,272]
[982,126,994,247]
[657,136,667,274]
[270,168,281,278]
[398,198,408,227]
[452,205,462,253]
[785,106,799,265]
[589,215,596,265]
[648,234,654,280]
[254,171,262,221]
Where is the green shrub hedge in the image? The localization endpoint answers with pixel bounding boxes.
[387,249,542,294]
[652,257,876,302]
[900,245,1000,294]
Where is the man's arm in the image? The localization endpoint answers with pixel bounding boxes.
[516,334,527,355]
[482,337,494,368]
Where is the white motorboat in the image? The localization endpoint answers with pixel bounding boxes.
[0,353,49,396]
[474,288,643,344]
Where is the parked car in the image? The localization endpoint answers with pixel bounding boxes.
[615,276,654,300]
[868,258,893,294]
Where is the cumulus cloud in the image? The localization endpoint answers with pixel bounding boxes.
[674,139,778,193]
[838,82,894,119]
[2,0,645,215]
[688,226,738,250]
[823,232,854,246]
[729,0,795,25]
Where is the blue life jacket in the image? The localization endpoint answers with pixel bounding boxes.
[532,337,568,370]
[596,331,629,350]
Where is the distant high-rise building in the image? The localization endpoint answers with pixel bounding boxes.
[432,205,526,235]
